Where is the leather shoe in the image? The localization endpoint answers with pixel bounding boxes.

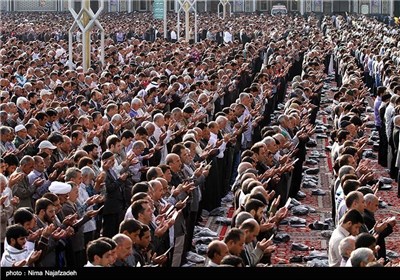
[215,217,232,225]
[365,121,375,128]
[304,250,328,261]
[309,152,326,158]
[325,146,332,151]
[363,150,377,159]
[316,134,328,139]
[305,159,318,165]
[194,227,218,237]
[291,205,309,216]
[379,200,388,208]
[311,189,326,196]
[321,230,333,239]
[324,218,334,227]
[306,139,317,147]
[289,255,304,263]
[291,242,309,251]
[387,250,400,259]
[379,177,393,184]
[308,221,329,230]
[303,175,318,183]
[305,205,316,213]
[306,259,328,267]
[209,207,225,216]
[302,182,317,189]
[379,183,393,191]
[193,236,217,245]
[289,197,302,206]
[288,216,307,227]
[305,168,319,175]
[186,251,205,264]
[279,219,289,225]
[370,135,380,141]
[195,244,208,255]
[273,232,290,243]
[296,190,306,199]
[378,177,393,190]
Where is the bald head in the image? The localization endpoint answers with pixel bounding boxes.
[112,233,133,261]
[237,162,253,175]
[364,193,379,213]
[339,236,356,259]
[207,240,229,265]
[239,218,260,244]
[235,211,253,228]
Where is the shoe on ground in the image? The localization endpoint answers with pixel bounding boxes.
[296,190,306,199]
[181,261,196,267]
[321,230,333,239]
[291,242,309,251]
[308,221,329,230]
[272,232,291,243]
[291,205,309,216]
[306,259,328,267]
[302,182,317,189]
[305,159,318,165]
[194,227,218,238]
[305,168,319,175]
[186,251,206,264]
[215,217,232,225]
[289,255,304,263]
[311,189,326,196]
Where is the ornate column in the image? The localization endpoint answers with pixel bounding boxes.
[299,0,305,15]
[218,0,231,19]
[69,0,105,71]
[177,0,197,42]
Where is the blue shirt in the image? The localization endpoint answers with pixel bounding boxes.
[374,96,382,127]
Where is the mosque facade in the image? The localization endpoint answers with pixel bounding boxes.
[1,0,398,16]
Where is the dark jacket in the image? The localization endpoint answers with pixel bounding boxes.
[103,170,126,215]
[363,209,393,259]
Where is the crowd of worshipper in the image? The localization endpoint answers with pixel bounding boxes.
[0,10,398,267]
[322,15,399,267]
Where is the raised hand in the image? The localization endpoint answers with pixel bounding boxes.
[85,209,100,218]
[0,195,7,205]
[33,177,45,187]
[62,213,78,227]
[8,172,25,187]
[64,226,75,237]
[152,252,168,265]
[41,224,56,238]
[12,259,27,267]
[154,222,169,237]
[27,228,43,242]
[48,170,59,181]
[27,250,42,265]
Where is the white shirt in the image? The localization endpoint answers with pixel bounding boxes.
[238,107,252,145]
[77,183,96,233]
[170,30,177,40]
[84,261,103,267]
[1,245,31,267]
[328,225,350,267]
[124,206,133,220]
[208,132,226,158]
[223,31,233,43]
[153,123,172,164]
[385,102,395,141]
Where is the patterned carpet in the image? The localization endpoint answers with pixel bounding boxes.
[198,77,400,266]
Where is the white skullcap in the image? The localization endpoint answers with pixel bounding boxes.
[14,124,26,133]
[38,140,56,150]
[49,181,71,195]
